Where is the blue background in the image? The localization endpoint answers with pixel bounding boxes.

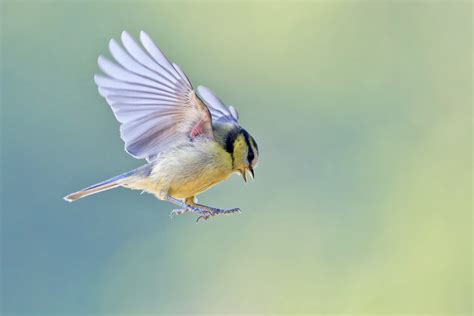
[1,1,472,314]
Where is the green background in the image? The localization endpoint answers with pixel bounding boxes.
[1,1,472,315]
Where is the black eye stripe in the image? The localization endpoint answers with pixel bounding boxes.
[248,150,255,163]
[249,137,258,155]
[225,128,257,165]
[241,129,255,163]
[225,127,241,154]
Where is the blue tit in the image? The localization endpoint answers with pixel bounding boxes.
[64,31,259,222]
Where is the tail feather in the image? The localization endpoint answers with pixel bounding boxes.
[64,169,140,202]
[64,182,121,202]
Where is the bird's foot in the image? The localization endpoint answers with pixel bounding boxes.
[169,208,188,218]
[166,196,241,222]
[195,207,241,222]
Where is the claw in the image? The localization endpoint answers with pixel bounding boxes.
[223,208,241,215]
[167,195,242,222]
[195,215,208,222]
[170,208,187,218]
[195,208,241,222]
[196,211,213,223]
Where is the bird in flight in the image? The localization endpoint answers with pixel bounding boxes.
[64,31,259,222]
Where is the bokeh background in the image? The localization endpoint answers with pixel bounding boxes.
[1,1,472,315]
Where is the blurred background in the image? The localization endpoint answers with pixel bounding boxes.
[1,1,472,315]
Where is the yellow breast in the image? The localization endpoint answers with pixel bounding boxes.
[144,140,234,199]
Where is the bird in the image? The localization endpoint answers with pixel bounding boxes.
[64,31,259,222]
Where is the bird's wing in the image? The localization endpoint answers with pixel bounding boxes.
[95,31,213,162]
[196,86,240,126]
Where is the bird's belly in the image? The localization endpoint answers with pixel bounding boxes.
[144,140,233,199]
[169,170,232,198]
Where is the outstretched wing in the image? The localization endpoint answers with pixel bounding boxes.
[197,86,240,126]
[95,31,213,162]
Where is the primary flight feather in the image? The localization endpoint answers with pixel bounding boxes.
[64,31,259,221]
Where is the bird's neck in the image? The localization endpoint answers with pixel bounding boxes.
[212,124,240,151]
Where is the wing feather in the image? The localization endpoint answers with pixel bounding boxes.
[95,31,213,161]
[196,86,240,125]
[139,31,186,84]
[172,63,193,88]
[109,39,177,92]
[98,55,176,95]
[120,31,179,87]
[95,75,174,96]
[106,97,179,106]
[100,89,178,102]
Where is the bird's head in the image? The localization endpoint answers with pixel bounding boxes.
[228,128,259,182]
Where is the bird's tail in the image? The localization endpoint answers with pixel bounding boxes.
[63,166,149,202]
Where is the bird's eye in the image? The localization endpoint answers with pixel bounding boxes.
[247,149,254,164]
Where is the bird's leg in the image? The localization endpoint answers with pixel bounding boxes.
[167,196,240,222]
[169,207,188,218]
[169,197,198,217]
[167,196,213,219]
[186,198,241,222]
[167,196,240,221]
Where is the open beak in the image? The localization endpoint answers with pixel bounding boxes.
[240,170,247,183]
[240,167,255,183]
